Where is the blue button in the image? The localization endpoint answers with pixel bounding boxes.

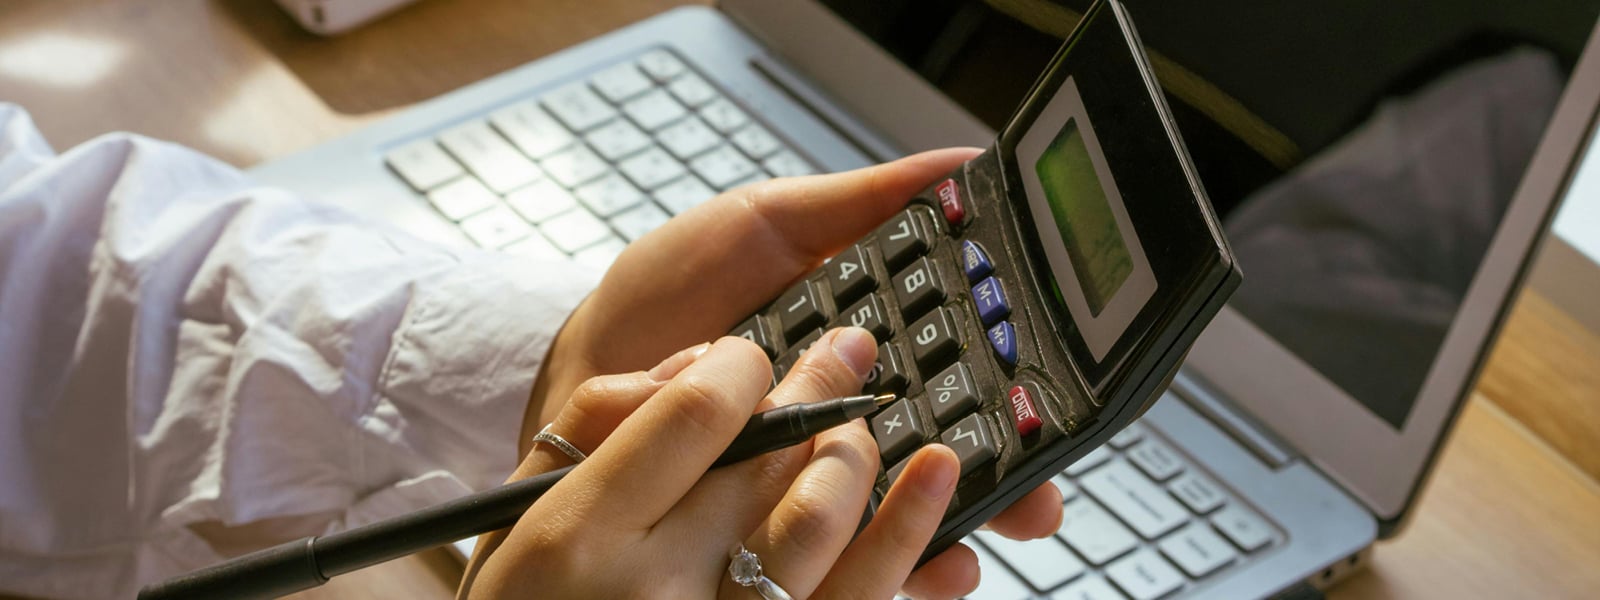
[971,276,1010,326]
[987,321,1017,365]
[960,241,992,283]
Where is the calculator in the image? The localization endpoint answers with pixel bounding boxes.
[728,0,1240,562]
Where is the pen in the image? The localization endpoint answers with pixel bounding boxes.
[137,393,897,599]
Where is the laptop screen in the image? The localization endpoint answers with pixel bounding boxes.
[818,1,1590,430]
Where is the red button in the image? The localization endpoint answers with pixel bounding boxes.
[936,178,965,225]
[1008,385,1043,437]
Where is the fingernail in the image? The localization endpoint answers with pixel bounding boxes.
[917,446,959,499]
[830,327,877,380]
[648,342,710,382]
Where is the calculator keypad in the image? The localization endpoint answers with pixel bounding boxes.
[730,175,1067,506]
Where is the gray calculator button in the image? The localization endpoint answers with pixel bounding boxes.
[777,329,823,377]
[837,295,891,341]
[825,244,876,305]
[864,342,910,396]
[875,211,929,271]
[871,399,926,464]
[907,308,960,373]
[927,362,978,425]
[892,257,945,321]
[730,315,776,358]
[940,414,997,476]
[774,280,826,343]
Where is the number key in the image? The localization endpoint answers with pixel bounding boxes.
[864,342,910,396]
[907,308,960,373]
[837,295,891,341]
[875,211,931,271]
[774,280,827,343]
[825,244,876,305]
[776,329,823,377]
[940,414,998,476]
[729,315,775,358]
[892,257,946,320]
[927,362,978,425]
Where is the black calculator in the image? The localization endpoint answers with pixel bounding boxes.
[729,0,1241,562]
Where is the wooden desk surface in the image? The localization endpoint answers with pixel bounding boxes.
[4,1,1597,598]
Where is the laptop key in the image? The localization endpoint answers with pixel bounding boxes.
[1127,438,1185,482]
[575,173,646,218]
[503,233,565,260]
[1052,474,1080,502]
[540,145,610,188]
[622,88,689,131]
[763,150,815,177]
[667,73,719,108]
[543,82,618,132]
[539,209,613,253]
[437,120,542,194]
[730,122,783,159]
[1064,445,1113,477]
[608,201,670,242]
[617,146,689,191]
[699,98,750,134]
[425,177,498,221]
[1054,574,1128,600]
[1211,504,1272,552]
[1157,523,1238,578]
[572,235,626,269]
[1081,460,1188,539]
[690,145,761,190]
[1057,498,1138,566]
[504,179,579,224]
[1109,423,1146,449]
[385,139,463,191]
[588,62,654,103]
[636,48,687,82]
[970,543,1035,600]
[974,530,1086,592]
[459,204,534,249]
[1105,548,1184,600]
[654,175,718,215]
[489,101,576,158]
[1168,472,1226,515]
[585,118,653,162]
[655,115,722,161]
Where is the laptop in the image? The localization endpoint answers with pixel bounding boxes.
[247,1,1597,597]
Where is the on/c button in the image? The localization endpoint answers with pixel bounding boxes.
[1008,384,1043,437]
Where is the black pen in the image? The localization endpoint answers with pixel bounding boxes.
[137,393,897,600]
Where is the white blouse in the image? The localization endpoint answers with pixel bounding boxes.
[0,104,599,599]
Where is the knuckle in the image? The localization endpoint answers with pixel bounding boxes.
[667,372,738,437]
[776,488,850,554]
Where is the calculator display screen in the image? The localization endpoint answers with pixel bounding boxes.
[1016,76,1158,364]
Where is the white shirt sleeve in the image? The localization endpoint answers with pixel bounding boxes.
[0,104,601,599]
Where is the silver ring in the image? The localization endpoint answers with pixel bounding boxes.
[728,544,793,600]
[530,424,587,464]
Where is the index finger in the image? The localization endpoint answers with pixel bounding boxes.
[532,336,773,533]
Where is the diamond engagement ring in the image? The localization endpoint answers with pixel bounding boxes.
[729,544,794,600]
[530,424,587,464]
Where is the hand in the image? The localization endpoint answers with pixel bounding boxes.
[517,150,1065,597]
[466,332,978,599]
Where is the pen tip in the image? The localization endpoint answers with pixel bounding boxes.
[873,393,897,407]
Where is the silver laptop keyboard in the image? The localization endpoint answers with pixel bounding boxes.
[383,48,816,268]
[965,420,1279,599]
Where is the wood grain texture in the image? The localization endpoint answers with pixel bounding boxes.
[1478,290,1600,481]
[4,1,1598,599]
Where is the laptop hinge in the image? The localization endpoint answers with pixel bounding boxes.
[1172,370,1297,469]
